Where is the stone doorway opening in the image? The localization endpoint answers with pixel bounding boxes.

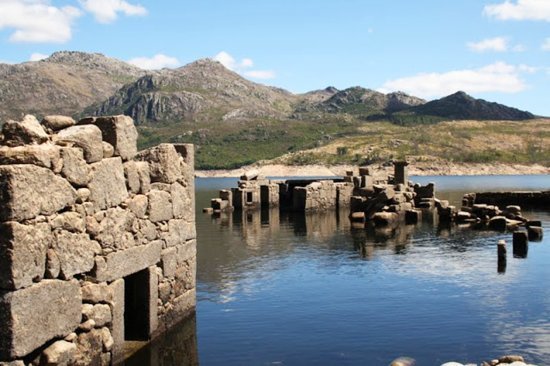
[246,191,254,205]
[124,269,151,341]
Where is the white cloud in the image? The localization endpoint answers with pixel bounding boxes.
[80,0,147,23]
[484,0,550,21]
[542,38,550,50]
[243,70,276,80]
[29,52,48,61]
[379,62,532,99]
[213,51,276,80]
[467,37,508,52]
[512,44,526,52]
[0,0,81,43]
[127,54,180,70]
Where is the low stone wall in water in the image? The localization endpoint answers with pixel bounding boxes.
[0,115,196,365]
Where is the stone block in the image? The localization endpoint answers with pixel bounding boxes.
[174,260,196,297]
[102,142,114,158]
[73,329,103,366]
[88,157,128,210]
[161,247,177,278]
[91,115,138,161]
[372,212,399,226]
[50,211,85,233]
[136,144,182,184]
[0,144,60,169]
[2,115,49,147]
[60,147,90,187]
[157,289,196,336]
[162,219,196,247]
[108,279,124,364]
[52,231,101,279]
[0,280,82,359]
[147,266,159,336]
[0,222,52,290]
[135,161,151,194]
[41,340,76,365]
[147,189,173,222]
[81,282,113,304]
[127,194,148,218]
[93,240,163,282]
[513,231,528,258]
[0,165,76,221]
[82,304,112,327]
[123,161,140,194]
[45,249,60,279]
[171,182,192,220]
[176,240,197,265]
[42,115,76,131]
[527,226,543,241]
[56,125,103,163]
[88,207,136,251]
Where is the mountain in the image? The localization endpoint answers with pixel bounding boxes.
[84,59,297,124]
[0,51,541,169]
[316,87,425,114]
[399,91,535,121]
[0,51,146,122]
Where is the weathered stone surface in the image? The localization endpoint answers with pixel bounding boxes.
[135,161,151,194]
[78,319,95,332]
[102,141,114,158]
[171,182,193,221]
[0,165,76,221]
[0,280,81,359]
[73,329,103,366]
[133,219,158,244]
[123,161,140,193]
[174,260,196,296]
[87,207,135,251]
[146,266,159,336]
[50,211,85,233]
[93,240,163,282]
[108,279,124,363]
[41,340,76,366]
[0,144,60,168]
[82,304,112,327]
[2,115,49,147]
[157,289,196,336]
[45,249,61,279]
[81,282,113,304]
[162,219,196,247]
[92,115,138,161]
[60,147,90,186]
[147,189,173,222]
[176,240,197,265]
[127,194,148,218]
[56,125,103,163]
[42,115,76,131]
[161,247,177,278]
[527,226,543,241]
[52,231,101,279]
[136,143,182,184]
[88,157,128,210]
[0,360,25,365]
[99,327,114,352]
[0,222,52,290]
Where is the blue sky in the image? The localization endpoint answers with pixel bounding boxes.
[0,0,549,115]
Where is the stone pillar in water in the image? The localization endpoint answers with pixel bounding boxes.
[393,161,409,185]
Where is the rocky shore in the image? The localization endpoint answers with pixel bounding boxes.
[391,354,536,366]
[196,162,550,178]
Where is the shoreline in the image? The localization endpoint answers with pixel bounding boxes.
[196,162,550,178]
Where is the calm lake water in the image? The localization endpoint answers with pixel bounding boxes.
[127,175,550,366]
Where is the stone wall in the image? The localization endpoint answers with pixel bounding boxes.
[0,115,196,365]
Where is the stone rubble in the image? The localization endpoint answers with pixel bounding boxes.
[0,114,196,365]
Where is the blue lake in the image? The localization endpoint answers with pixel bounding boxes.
[128,175,550,366]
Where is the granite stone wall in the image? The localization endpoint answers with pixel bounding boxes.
[0,115,196,365]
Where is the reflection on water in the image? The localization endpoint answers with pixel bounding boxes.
[133,175,550,366]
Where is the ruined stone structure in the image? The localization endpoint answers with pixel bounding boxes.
[0,115,196,365]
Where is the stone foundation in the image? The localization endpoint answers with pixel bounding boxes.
[0,115,196,365]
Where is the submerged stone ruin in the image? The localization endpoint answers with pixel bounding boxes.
[205,161,545,259]
[0,115,196,365]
